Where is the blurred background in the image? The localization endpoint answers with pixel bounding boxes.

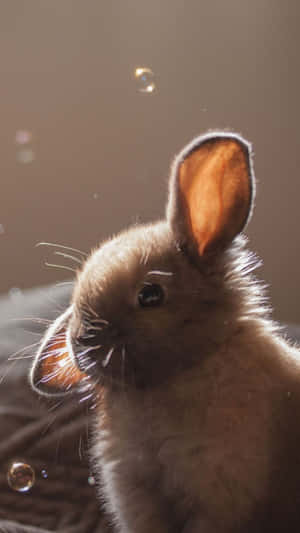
[0,0,299,323]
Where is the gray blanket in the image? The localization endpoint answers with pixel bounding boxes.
[0,284,299,532]
[0,284,110,533]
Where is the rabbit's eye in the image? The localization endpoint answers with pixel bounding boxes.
[138,283,164,308]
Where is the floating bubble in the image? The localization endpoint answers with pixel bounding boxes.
[0,224,4,234]
[7,462,35,493]
[88,475,96,486]
[15,130,32,145]
[41,469,48,479]
[134,68,156,93]
[9,287,23,302]
[16,148,35,164]
[93,193,99,200]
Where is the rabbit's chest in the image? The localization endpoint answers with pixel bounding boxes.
[153,381,274,527]
[97,356,275,527]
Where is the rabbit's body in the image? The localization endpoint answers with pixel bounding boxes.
[89,227,300,533]
[31,133,300,532]
[94,330,300,532]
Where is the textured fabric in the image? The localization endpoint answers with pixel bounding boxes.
[0,284,299,532]
[0,284,110,533]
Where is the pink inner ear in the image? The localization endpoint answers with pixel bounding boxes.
[40,329,85,389]
[179,139,251,255]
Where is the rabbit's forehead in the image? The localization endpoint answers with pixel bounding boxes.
[94,223,172,271]
[73,222,177,306]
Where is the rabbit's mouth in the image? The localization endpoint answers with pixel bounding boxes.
[70,330,137,387]
[71,334,162,389]
[72,340,119,374]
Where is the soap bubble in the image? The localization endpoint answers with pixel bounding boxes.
[15,130,32,145]
[41,469,48,479]
[134,68,156,93]
[16,148,35,164]
[88,475,96,486]
[93,193,99,200]
[0,224,4,234]
[7,462,35,493]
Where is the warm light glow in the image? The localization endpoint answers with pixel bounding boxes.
[15,130,32,144]
[134,67,156,93]
[134,67,152,78]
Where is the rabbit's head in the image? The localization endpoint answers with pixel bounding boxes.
[30,132,255,395]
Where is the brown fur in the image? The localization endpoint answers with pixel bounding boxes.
[31,132,300,532]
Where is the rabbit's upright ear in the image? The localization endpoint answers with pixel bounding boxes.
[167,132,255,259]
[30,306,85,397]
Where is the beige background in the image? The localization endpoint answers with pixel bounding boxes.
[0,1,299,323]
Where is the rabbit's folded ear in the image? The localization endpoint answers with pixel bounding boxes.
[167,132,255,258]
[30,305,85,397]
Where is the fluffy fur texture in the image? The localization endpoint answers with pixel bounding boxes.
[31,132,300,532]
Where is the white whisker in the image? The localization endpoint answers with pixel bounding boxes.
[7,341,40,361]
[0,360,18,384]
[121,346,126,385]
[142,249,150,266]
[79,393,93,403]
[91,318,109,326]
[40,349,66,360]
[78,434,83,460]
[84,361,97,371]
[9,317,52,325]
[9,354,35,361]
[36,242,88,257]
[85,303,98,318]
[77,345,102,358]
[39,370,62,384]
[102,346,114,368]
[45,262,77,274]
[47,399,65,414]
[54,251,83,266]
[86,325,104,332]
[147,270,174,277]
[55,281,75,287]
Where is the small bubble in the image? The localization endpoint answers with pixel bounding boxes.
[0,224,4,235]
[15,130,32,145]
[93,193,99,200]
[16,148,35,164]
[9,287,23,302]
[134,67,156,93]
[41,469,48,479]
[7,462,35,493]
[88,475,96,486]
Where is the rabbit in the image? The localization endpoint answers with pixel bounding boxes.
[30,132,300,533]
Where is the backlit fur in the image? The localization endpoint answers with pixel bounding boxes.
[31,133,300,532]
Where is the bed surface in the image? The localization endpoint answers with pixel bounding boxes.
[0,284,109,533]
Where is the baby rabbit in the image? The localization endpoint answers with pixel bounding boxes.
[31,132,300,532]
